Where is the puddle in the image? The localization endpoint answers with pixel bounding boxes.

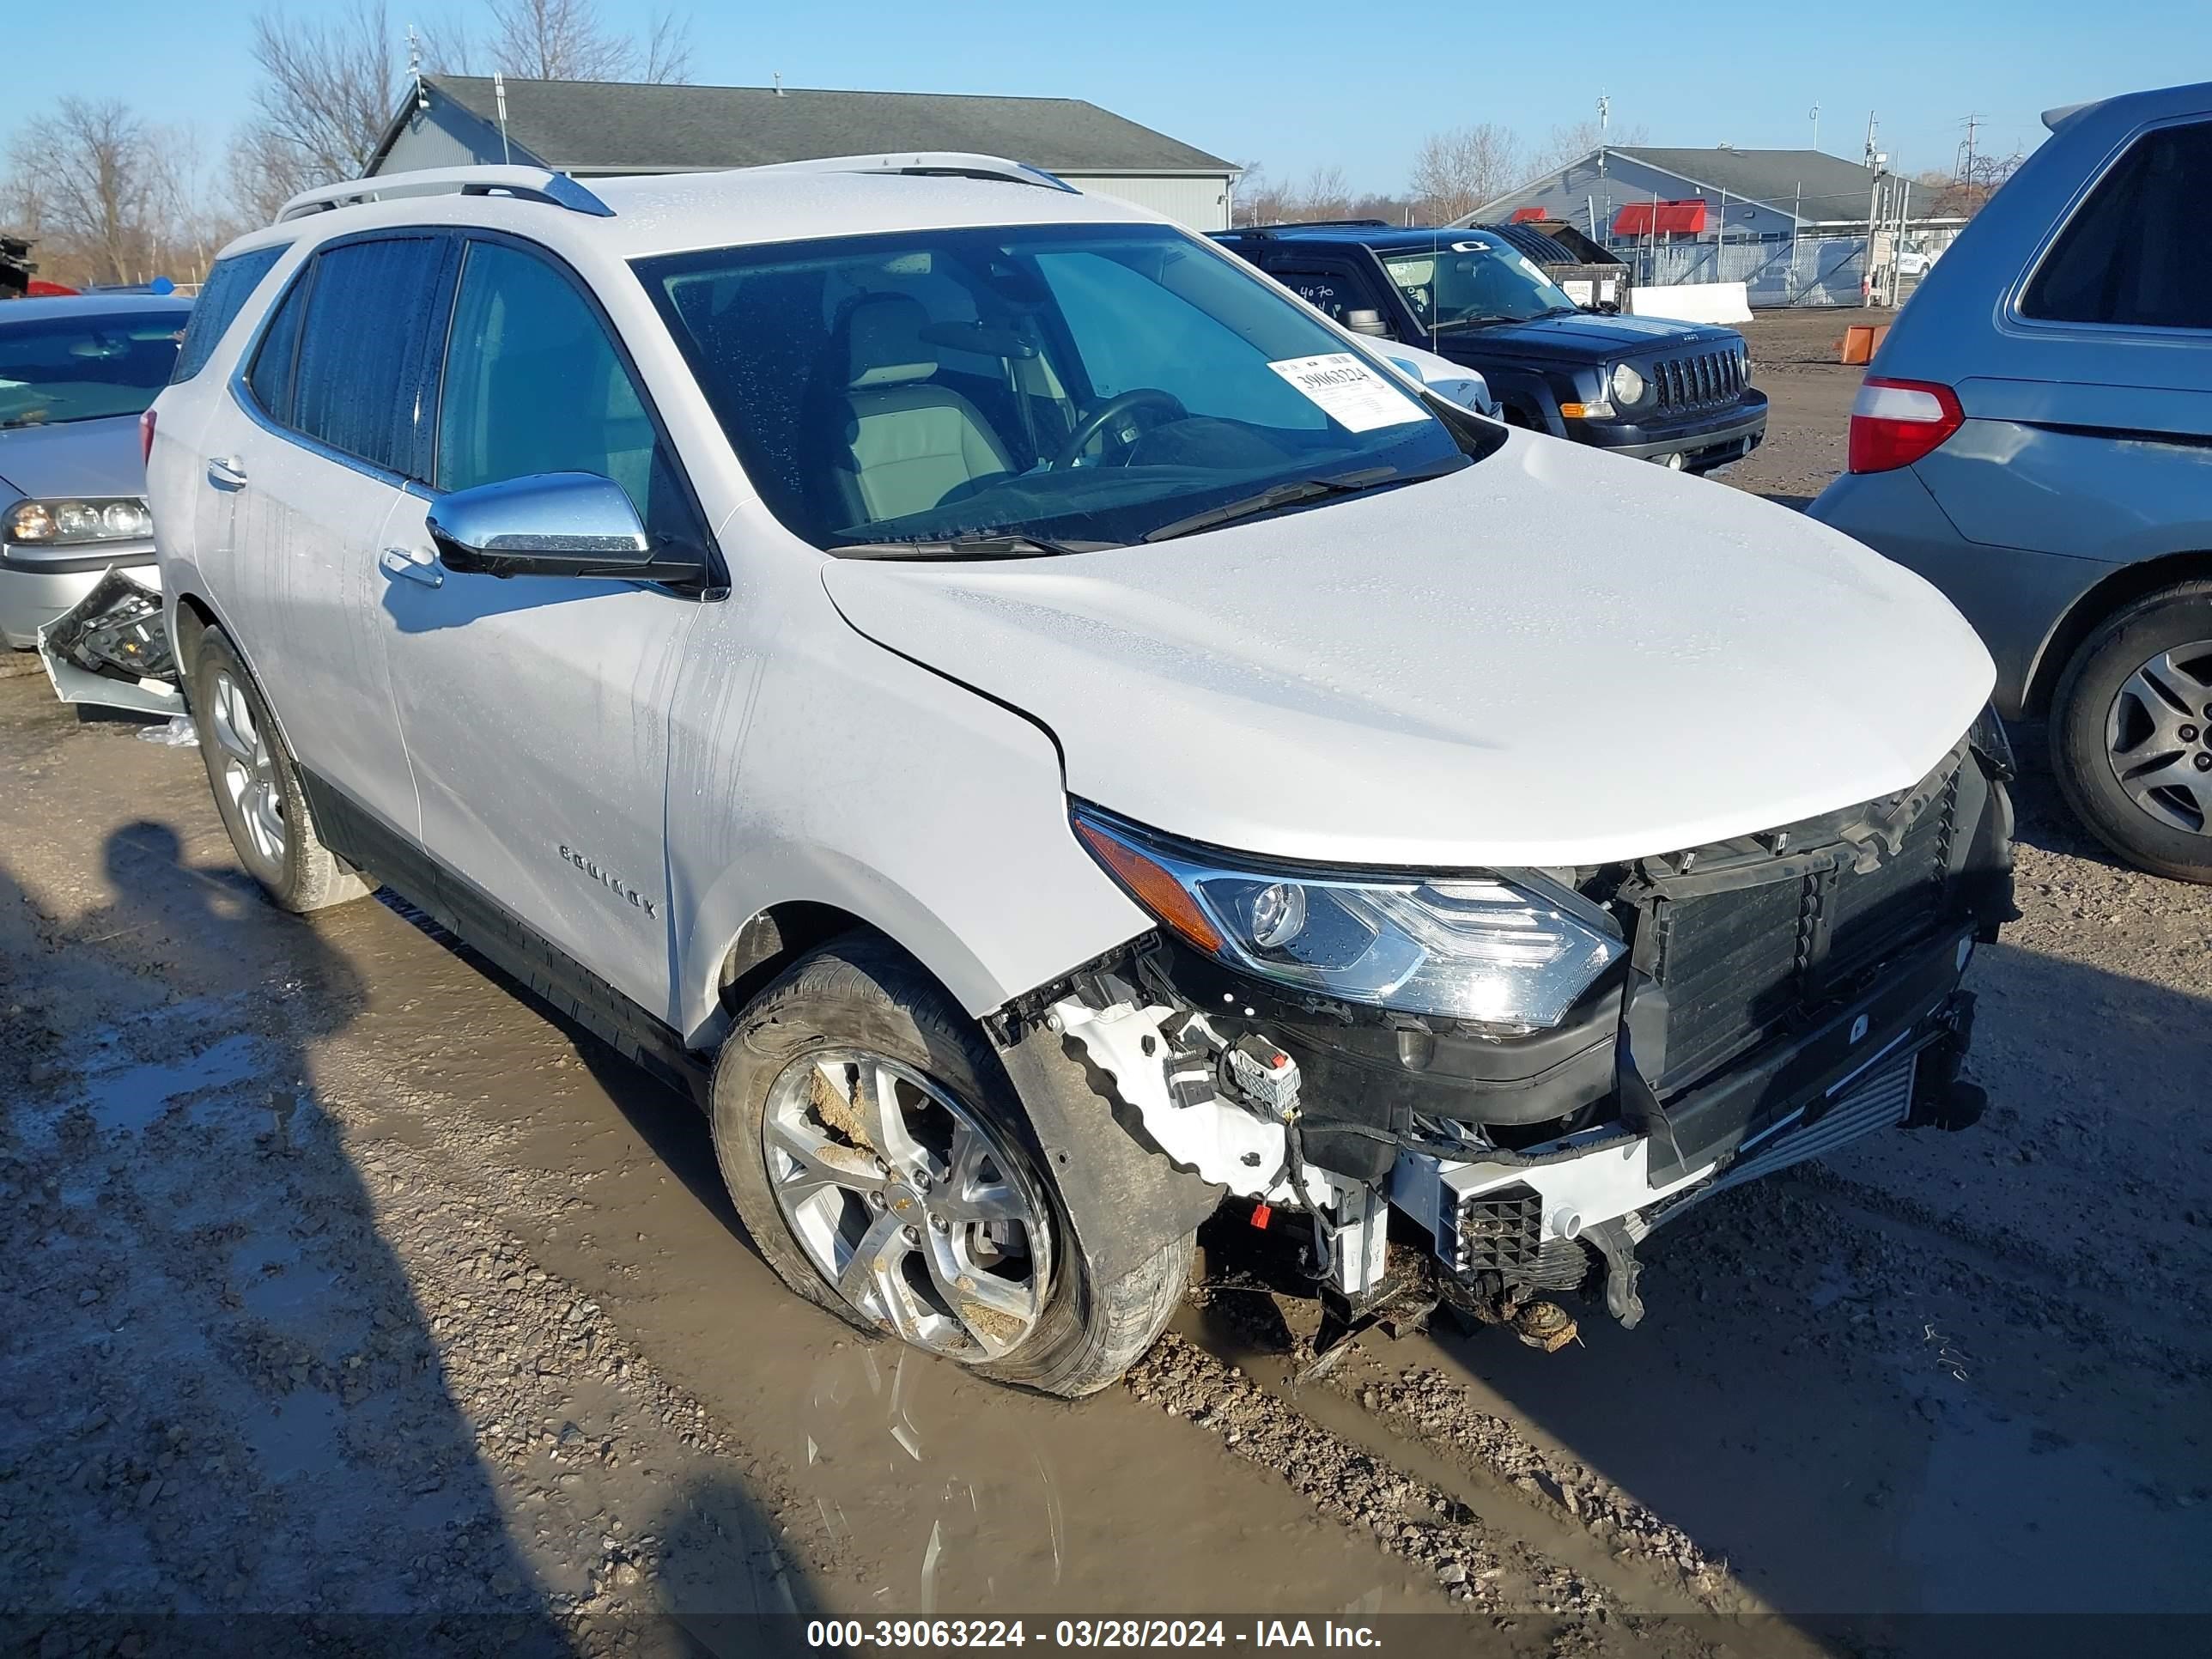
[239,1387,345,1484]
[231,1237,366,1361]
[799,1346,1066,1609]
[87,1033,263,1132]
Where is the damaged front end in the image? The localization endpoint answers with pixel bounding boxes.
[1030,715,2016,1350]
[35,568,180,717]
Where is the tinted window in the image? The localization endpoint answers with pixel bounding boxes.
[436,240,696,544]
[2024,121,2212,329]
[246,270,310,423]
[290,237,448,477]
[1270,268,1358,321]
[0,310,185,428]
[171,247,283,383]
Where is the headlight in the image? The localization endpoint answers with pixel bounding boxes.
[1073,808,1625,1032]
[3,496,154,545]
[1610,362,1646,405]
[1740,345,1753,384]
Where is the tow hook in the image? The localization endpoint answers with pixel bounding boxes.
[1581,1218,1645,1330]
[1905,994,1986,1132]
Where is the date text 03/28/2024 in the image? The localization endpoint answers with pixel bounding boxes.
[805,1620,1383,1650]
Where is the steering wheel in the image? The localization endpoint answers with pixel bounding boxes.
[1050,388,1187,470]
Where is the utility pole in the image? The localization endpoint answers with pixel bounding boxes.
[1960,112,1981,180]
[1863,116,1886,309]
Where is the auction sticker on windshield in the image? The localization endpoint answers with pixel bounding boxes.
[1266,354,1425,433]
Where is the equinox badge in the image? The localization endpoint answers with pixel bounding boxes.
[559,844,659,918]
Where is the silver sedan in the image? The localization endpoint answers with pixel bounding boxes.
[1,292,190,648]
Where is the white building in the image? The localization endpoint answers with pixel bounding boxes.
[1468,145,1966,306]
[368,76,1241,232]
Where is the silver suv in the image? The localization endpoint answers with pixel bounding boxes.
[149,158,2014,1394]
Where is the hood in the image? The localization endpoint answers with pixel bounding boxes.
[0,415,147,502]
[1433,310,1730,363]
[821,433,1995,871]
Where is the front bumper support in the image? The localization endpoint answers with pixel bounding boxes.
[1389,937,1981,1315]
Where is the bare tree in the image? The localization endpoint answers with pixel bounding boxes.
[1528,118,1649,177]
[1236,162,1412,228]
[483,0,691,82]
[1408,124,1522,223]
[231,2,402,217]
[148,126,247,284]
[19,100,158,286]
[1914,151,2023,218]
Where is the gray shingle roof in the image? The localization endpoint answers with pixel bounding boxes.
[1611,147,1881,215]
[419,76,1236,175]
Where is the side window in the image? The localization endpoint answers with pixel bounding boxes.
[246,268,311,424]
[435,240,696,544]
[2023,120,2212,329]
[1269,267,1354,321]
[172,246,285,383]
[289,237,450,478]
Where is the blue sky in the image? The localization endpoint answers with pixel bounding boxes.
[11,0,2207,193]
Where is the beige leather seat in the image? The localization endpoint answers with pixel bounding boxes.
[835,295,1015,525]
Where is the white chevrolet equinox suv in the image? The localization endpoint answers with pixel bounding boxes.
[148,156,2015,1395]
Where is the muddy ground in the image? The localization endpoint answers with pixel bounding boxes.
[3,331,2209,1657]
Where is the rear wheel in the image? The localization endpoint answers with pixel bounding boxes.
[188,627,372,912]
[710,939,1190,1396]
[2050,581,2212,882]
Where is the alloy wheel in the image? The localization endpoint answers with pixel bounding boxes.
[2105,641,2212,836]
[206,669,289,873]
[763,1049,1052,1360]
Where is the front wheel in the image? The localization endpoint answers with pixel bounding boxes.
[2050,582,2212,882]
[709,939,1191,1396]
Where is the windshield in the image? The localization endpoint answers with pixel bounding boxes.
[0,310,185,428]
[1380,237,1581,334]
[635,223,1480,553]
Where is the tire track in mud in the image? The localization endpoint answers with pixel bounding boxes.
[1121,1334,1796,1659]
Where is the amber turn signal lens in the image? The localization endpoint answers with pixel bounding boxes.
[1073,820,1225,954]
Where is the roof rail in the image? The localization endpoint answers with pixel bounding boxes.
[1218,218,1393,236]
[743,152,1080,193]
[275,165,615,224]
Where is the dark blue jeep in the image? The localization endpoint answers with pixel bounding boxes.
[1212,223,1768,475]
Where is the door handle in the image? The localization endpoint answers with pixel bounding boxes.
[205,456,247,489]
[380,545,444,589]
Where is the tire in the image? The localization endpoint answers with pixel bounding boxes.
[2049,580,2212,882]
[710,938,1191,1397]
[187,627,373,913]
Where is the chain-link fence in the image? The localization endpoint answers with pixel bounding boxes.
[1619,234,1875,307]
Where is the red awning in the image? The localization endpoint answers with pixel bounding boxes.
[1510,206,1550,224]
[1612,199,1708,236]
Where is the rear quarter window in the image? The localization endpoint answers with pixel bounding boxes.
[171,246,285,383]
[2022,119,2212,329]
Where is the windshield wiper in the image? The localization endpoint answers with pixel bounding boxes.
[833,532,1118,561]
[1141,467,1409,544]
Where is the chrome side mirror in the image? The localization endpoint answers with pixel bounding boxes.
[1340,307,1392,337]
[425,472,704,584]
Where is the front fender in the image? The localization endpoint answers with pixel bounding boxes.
[669,577,1150,1044]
